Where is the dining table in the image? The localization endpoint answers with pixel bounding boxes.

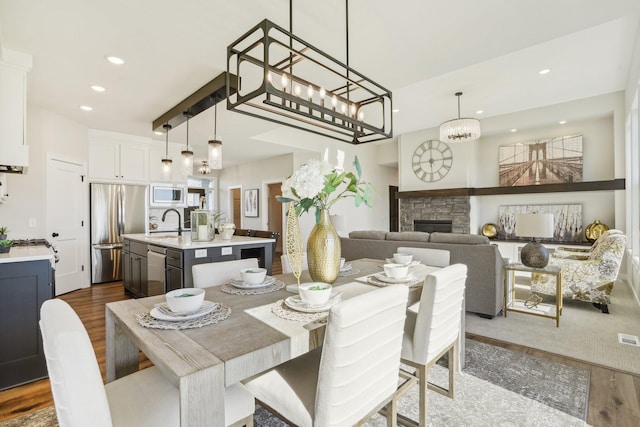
[105,258,441,427]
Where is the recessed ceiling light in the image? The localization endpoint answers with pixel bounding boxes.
[90,85,106,92]
[476,110,484,114]
[559,120,567,124]
[392,108,399,113]
[106,56,125,65]
[80,105,93,111]
[510,128,517,132]
[538,68,551,75]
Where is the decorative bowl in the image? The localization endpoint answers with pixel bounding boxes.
[240,267,267,285]
[218,222,236,240]
[383,263,409,279]
[393,253,413,265]
[298,282,332,306]
[165,288,205,314]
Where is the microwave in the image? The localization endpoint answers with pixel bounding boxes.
[150,184,187,208]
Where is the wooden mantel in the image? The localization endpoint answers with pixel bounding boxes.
[397,179,625,199]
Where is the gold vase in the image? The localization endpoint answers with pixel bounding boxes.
[307,209,341,284]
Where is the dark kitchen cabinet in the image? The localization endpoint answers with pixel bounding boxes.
[123,240,147,298]
[0,259,54,390]
[165,248,183,291]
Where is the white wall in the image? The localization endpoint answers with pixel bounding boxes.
[1,107,88,238]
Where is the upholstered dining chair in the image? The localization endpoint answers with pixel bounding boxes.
[39,299,255,427]
[244,285,412,427]
[396,246,450,267]
[192,258,259,288]
[400,263,467,427]
[280,252,309,274]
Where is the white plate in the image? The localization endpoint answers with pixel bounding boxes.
[385,259,421,267]
[230,276,276,289]
[284,292,342,313]
[374,272,416,284]
[150,301,218,321]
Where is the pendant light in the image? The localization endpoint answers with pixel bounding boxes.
[161,123,172,180]
[208,99,223,170]
[439,92,481,143]
[181,111,194,176]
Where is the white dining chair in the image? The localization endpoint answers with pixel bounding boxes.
[397,246,450,267]
[280,252,308,274]
[400,263,467,427]
[244,285,412,427]
[192,258,259,288]
[39,299,255,427]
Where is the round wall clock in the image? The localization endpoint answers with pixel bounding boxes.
[412,140,453,182]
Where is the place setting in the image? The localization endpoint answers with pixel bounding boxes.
[368,253,424,287]
[337,257,360,277]
[220,267,285,295]
[136,288,231,330]
[272,282,343,322]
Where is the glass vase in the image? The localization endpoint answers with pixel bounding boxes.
[307,209,341,283]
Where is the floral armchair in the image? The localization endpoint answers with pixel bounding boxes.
[530,230,626,313]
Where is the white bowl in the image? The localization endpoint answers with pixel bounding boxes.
[393,253,413,265]
[165,288,205,314]
[298,282,332,306]
[383,263,409,279]
[240,267,267,285]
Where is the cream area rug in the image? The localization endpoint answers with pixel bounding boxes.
[467,279,640,375]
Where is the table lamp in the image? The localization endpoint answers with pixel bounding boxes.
[515,213,555,268]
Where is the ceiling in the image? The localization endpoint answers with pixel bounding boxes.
[1,0,639,167]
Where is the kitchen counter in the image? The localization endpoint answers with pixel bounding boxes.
[122,233,275,249]
[0,246,55,264]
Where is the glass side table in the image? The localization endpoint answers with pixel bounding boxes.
[504,262,563,327]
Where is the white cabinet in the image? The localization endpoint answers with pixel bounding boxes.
[89,140,149,183]
[0,173,7,203]
[148,143,189,184]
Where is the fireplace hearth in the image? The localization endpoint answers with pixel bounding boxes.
[400,195,470,234]
[414,220,453,233]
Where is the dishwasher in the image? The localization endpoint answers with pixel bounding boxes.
[147,244,167,296]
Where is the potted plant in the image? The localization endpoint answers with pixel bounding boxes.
[0,226,7,240]
[0,239,12,254]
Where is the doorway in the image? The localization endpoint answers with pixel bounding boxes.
[46,155,87,295]
[389,185,399,232]
[267,182,283,253]
[230,187,242,227]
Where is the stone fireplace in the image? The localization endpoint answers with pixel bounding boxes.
[399,196,470,234]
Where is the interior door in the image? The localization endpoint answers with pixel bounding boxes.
[267,182,283,253]
[46,156,87,295]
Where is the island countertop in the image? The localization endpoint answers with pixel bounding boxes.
[122,233,275,250]
[0,246,55,264]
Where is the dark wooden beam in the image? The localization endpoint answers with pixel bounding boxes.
[396,179,625,199]
[152,72,238,132]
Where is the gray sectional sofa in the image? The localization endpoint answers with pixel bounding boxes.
[340,230,506,318]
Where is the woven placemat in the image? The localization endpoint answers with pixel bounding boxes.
[367,274,423,288]
[220,279,285,295]
[271,299,329,322]
[338,267,360,277]
[136,303,231,330]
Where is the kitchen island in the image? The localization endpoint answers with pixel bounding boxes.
[0,247,55,390]
[122,233,275,295]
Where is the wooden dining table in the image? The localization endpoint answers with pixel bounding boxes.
[105,258,436,427]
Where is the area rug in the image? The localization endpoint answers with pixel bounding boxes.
[0,339,588,427]
[466,279,640,375]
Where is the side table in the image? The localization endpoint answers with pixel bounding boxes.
[504,262,563,327]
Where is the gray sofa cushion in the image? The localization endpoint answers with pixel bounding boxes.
[429,232,490,245]
[348,230,387,240]
[386,231,430,242]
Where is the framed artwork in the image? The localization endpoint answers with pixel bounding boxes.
[244,189,259,217]
[497,204,583,242]
[498,135,583,187]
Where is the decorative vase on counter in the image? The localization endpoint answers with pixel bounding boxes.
[218,222,236,240]
[307,209,341,284]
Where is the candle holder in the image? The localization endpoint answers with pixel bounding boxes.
[191,210,212,242]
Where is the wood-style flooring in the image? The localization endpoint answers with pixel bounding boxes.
[1,256,639,426]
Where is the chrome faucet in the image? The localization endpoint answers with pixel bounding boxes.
[161,208,182,236]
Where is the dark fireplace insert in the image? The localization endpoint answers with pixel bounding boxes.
[414,220,453,233]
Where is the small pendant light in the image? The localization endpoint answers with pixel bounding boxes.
[208,99,223,170]
[181,111,194,176]
[161,123,173,180]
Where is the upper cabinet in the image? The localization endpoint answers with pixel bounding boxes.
[88,131,149,183]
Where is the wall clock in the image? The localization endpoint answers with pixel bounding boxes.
[412,140,453,182]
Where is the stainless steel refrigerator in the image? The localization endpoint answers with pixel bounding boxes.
[90,183,147,284]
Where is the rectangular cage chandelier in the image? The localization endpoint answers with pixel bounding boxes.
[226,19,393,144]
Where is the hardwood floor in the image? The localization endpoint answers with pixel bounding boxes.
[1,255,639,426]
